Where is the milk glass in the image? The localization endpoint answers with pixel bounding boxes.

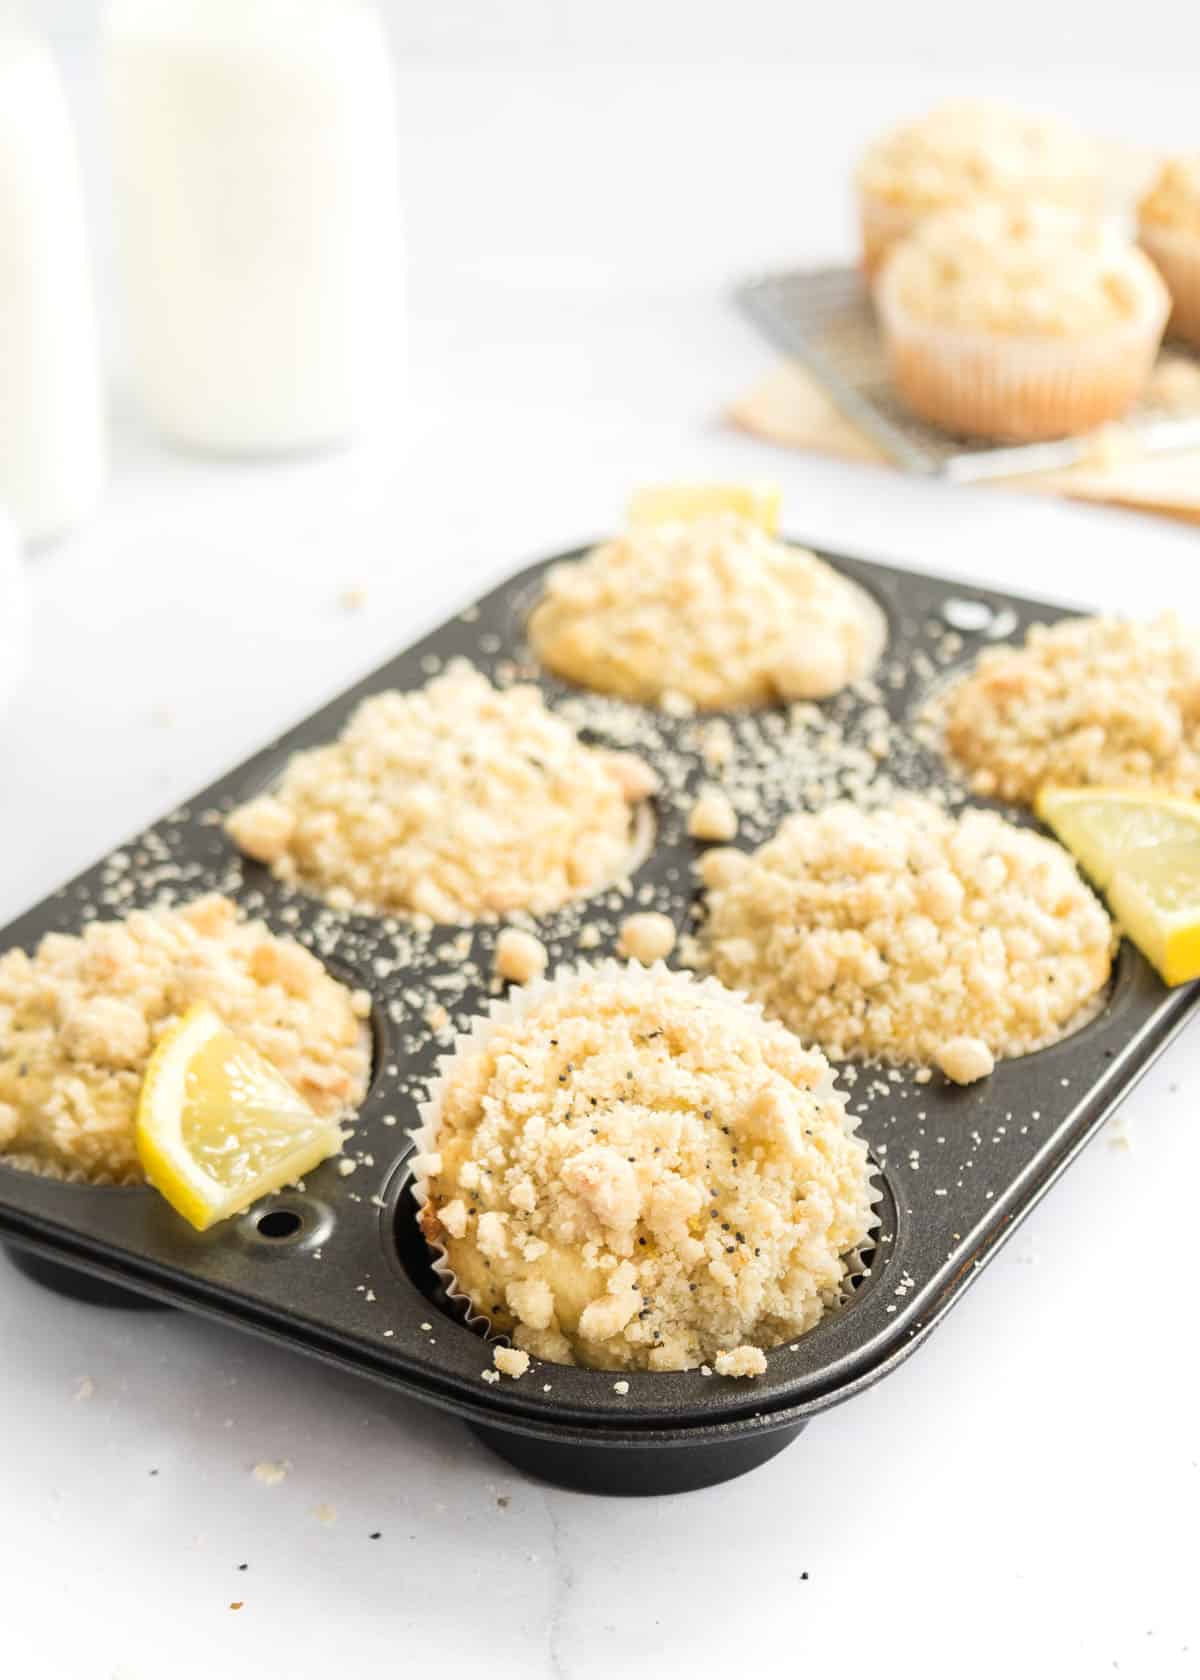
[104,0,404,455]
[0,20,105,543]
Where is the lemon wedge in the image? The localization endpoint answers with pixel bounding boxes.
[1035,787,1200,986]
[626,482,781,535]
[136,1004,344,1231]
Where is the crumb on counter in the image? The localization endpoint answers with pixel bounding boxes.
[617,911,676,964]
[252,1460,291,1486]
[494,928,549,985]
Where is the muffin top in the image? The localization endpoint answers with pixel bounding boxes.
[879,204,1169,338]
[226,660,655,921]
[696,797,1114,1075]
[0,895,370,1185]
[857,98,1100,213]
[1139,154,1200,236]
[939,613,1200,803]
[415,963,875,1373]
[527,513,884,711]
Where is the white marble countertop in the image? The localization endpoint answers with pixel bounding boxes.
[2,48,1199,1680]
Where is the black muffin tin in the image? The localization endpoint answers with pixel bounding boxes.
[1,547,1195,1497]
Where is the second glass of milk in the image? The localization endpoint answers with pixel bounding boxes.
[104,0,404,456]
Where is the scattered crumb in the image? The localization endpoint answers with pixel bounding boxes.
[312,1503,337,1525]
[714,1345,768,1378]
[493,1345,531,1380]
[252,1460,291,1486]
[612,1380,630,1395]
[494,928,548,985]
[339,586,369,613]
[935,1036,995,1086]
[481,1369,501,1385]
[72,1376,95,1403]
[688,786,738,842]
[617,910,676,964]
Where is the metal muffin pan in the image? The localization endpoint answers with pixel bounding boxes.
[1,547,1196,1497]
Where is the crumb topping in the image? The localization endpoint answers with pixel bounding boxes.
[880,204,1168,338]
[494,928,548,985]
[226,661,651,921]
[688,787,739,843]
[617,912,676,965]
[0,895,369,1185]
[713,1344,768,1378]
[697,798,1114,1070]
[1140,155,1200,237]
[419,965,875,1372]
[528,513,884,710]
[939,614,1200,803]
[857,98,1100,213]
[492,1345,530,1379]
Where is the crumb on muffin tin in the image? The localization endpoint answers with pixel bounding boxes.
[415,963,876,1373]
[694,796,1115,1077]
[0,894,370,1185]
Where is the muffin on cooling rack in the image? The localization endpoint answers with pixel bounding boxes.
[412,963,876,1373]
[226,660,656,921]
[527,512,885,711]
[695,797,1115,1084]
[0,895,370,1184]
[1139,155,1200,349]
[937,613,1200,804]
[855,98,1102,278]
[875,203,1169,442]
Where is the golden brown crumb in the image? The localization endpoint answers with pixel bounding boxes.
[617,912,676,964]
[417,964,875,1372]
[494,928,548,985]
[934,1036,995,1085]
[226,661,652,921]
[528,513,884,710]
[700,798,1113,1071]
[938,614,1200,803]
[1140,154,1200,237]
[688,787,738,843]
[492,1346,531,1379]
[714,1345,768,1378]
[0,896,369,1185]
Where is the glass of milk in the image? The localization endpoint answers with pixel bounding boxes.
[103,0,404,456]
[0,18,106,545]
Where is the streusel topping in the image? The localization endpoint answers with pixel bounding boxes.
[881,204,1169,337]
[696,798,1113,1075]
[857,99,1100,213]
[1140,155,1200,237]
[939,614,1200,803]
[528,513,884,711]
[226,661,655,921]
[0,895,370,1184]
[416,965,875,1372]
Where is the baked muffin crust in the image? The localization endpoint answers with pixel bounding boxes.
[0,895,370,1184]
[528,513,884,711]
[1140,155,1200,237]
[227,661,655,921]
[416,964,875,1372]
[940,614,1200,803]
[698,798,1114,1074]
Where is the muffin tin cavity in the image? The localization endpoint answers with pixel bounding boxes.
[0,547,1194,1494]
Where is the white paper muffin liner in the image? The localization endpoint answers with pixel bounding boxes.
[408,959,882,1360]
[875,268,1169,443]
[1139,221,1200,349]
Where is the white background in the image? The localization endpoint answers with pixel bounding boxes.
[2,5,1199,1677]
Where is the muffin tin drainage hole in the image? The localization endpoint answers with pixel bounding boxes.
[239,1194,333,1254]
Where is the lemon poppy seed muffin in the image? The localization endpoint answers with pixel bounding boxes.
[527,513,884,711]
[698,798,1114,1081]
[0,895,370,1184]
[226,660,656,921]
[940,614,1200,804]
[877,204,1169,441]
[855,98,1102,276]
[1139,155,1200,348]
[414,964,875,1372]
